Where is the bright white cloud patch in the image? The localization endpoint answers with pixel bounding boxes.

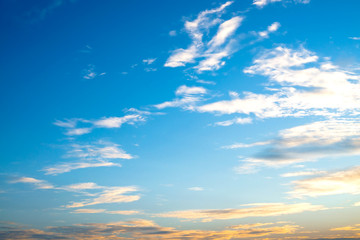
[188,187,204,191]
[288,166,360,198]
[253,0,282,8]
[154,85,207,110]
[280,170,327,178]
[197,46,360,119]
[258,22,281,38]
[165,1,244,72]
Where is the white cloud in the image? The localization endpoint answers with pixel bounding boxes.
[253,0,282,8]
[154,85,207,110]
[188,187,204,191]
[280,170,327,178]
[169,30,177,36]
[208,16,243,49]
[165,46,198,67]
[55,109,150,136]
[43,141,133,175]
[93,114,146,128]
[165,2,243,72]
[253,0,309,8]
[349,37,360,40]
[197,46,360,119]
[8,177,141,211]
[258,22,280,38]
[175,85,207,95]
[234,119,360,173]
[65,186,140,208]
[288,166,360,198]
[43,161,120,175]
[142,58,156,65]
[9,177,54,190]
[196,79,216,85]
[82,64,105,80]
[222,140,271,149]
[214,117,252,126]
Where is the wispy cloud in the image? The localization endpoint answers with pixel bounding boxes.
[156,202,325,222]
[188,187,204,191]
[82,64,106,80]
[142,58,157,65]
[9,177,54,190]
[214,117,252,126]
[65,186,140,208]
[54,108,150,136]
[72,208,140,215]
[234,119,360,173]
[10,177,141,210]
[349,37,360,40]
[223,140,271,149]
[280,170,327,178]
[154,85,207,110]
[288,166,360,198]
[26,0,77,23]
[253,0,310,8]
[331,223,360,232]
[165,1,244,72]
[43,141,133,175]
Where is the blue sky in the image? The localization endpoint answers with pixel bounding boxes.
[1,0,360,239]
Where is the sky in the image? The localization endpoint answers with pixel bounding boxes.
[1,0,360,239]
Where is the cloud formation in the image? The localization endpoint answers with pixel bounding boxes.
[9,177,54,190]
[43,141,133,175]
[165,1,244,72]
[234,119,360,173]
[72,209,140,215]
[253,0,310,8]
[258,22,281,38]
[82,64,106,80]
[0,220,302,239]
[156,202,325,222]
[54,108,150,136]
[154,85,207,110]
[65,186,140,208]
[198,46,360,119]
[288,166,360,198]
[9,177,141,210]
